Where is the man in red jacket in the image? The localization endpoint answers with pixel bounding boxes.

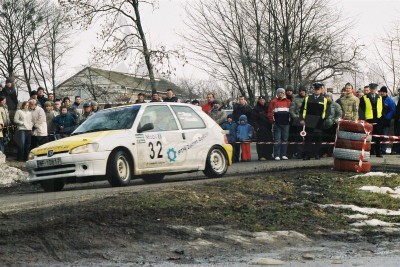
[268,88,291,160]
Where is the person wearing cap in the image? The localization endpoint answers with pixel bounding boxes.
[91,100,99,112]
[268,88,291,160]
[221,114,238,162]
[37,87,48,108]
[44,101,57,141]
[359,83,383,157]
[285,85,294,102]
[80,102,93,125]
[322,92,342,156]
[135,93,146,104]
[252,95,273,160]
[299,83,328,160]
[338,82,359,121]
[208,99,226,125]
[2,78,18,122]
[379,86,395,155]
[289,85,308,159]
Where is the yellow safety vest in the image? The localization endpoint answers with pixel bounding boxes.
[302,96,327,120]
[363,95,382,120]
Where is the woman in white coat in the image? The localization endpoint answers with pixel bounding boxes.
[14,101,33,161]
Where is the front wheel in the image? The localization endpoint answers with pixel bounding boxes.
[107,150,132,187]
[41,179,65,192]
[203,146,228,178]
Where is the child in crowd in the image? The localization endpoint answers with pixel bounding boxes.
[236,114,254,161]
[221,114,238,162]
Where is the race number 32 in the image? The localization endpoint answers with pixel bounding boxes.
[148,141,163,159]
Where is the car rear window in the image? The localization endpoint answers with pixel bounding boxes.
[171,106,206,130]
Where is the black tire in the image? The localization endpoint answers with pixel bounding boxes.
[41,179,65,192]
[107,150,132,187]
[142,174,165,184]
[203,146,229,178]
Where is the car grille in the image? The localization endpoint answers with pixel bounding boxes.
[34,164,76,177]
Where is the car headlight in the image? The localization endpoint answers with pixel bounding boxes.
[70,143,100,154]
[28,152,35,160]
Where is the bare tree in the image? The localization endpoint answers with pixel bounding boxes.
[30,3,73,95]
[184,0,362,105]
[58,0,185,94]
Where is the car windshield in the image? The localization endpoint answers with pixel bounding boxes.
[73,105,140,135]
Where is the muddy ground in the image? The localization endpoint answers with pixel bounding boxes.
[1,167,400,266]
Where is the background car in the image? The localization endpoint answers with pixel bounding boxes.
[26,103,233,192]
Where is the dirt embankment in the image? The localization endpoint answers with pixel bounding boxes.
[1,169,400,266]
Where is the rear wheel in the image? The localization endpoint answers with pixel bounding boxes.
[107,150,132,187]
[203,146,228,178]
[41,179,65,192]
[142,174,165,184]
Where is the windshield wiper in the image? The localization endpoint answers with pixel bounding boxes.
[72,127,114,135]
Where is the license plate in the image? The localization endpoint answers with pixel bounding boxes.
[37,158,62,168]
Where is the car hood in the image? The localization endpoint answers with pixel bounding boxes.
[31,131,121,156]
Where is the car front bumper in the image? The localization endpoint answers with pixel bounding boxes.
[26,151,111,182]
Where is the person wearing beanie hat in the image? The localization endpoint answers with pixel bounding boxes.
[359,83,384,157]
[299,82,328,160]
[91,100,99,113]
[252,94,273,160]
[268,87,291,160]
[208,99,226,125]
[2,78,17,121]
[379,85,396,155]
[285,85,294,101]
[275,88,285,96]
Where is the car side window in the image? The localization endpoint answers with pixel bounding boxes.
[139,105,179,132]
[171,106,206,130]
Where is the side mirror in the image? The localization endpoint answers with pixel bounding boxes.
[137,123,154,133]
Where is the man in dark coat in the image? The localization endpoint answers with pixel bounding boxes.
[3,78,18,122]
[232,95,253,161]
[300,83,328,160]
[252,96,273,160]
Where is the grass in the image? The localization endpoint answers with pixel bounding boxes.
[90,169,400,238]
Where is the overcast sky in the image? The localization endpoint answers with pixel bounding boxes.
[60,0,400,84]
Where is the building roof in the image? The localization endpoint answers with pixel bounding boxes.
[57,67,183,94]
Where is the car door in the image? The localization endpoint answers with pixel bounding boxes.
[170,105,209,168]
[136,105,187,172]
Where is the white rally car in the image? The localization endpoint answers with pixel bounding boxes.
[26,103,233,192]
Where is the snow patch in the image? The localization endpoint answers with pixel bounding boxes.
[0,164,29,187]
[320,204,400,216]
[351,172,397,178]
[345,214,369,219]
[359,186,400,198]
[351,219,400,227]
